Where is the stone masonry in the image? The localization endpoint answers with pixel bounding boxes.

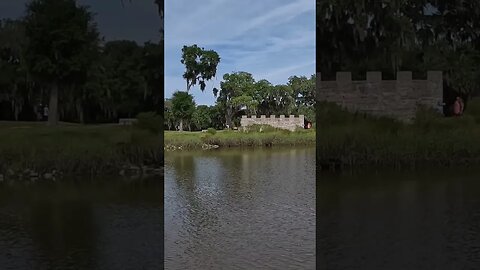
[240,115,305,131]
[316,71,443,122]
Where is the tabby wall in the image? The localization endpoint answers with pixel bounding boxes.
[316,71,443,121]
[240,115,304,131]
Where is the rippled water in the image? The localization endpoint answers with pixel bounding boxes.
[318,169,480,269]
[0,178,162,270]
[165,147,316,270]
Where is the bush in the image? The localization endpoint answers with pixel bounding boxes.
[316,101,357,127]
[414,105,476,132]
[466,97,480,123]
[135,112,162,134]
[207,128,216,135]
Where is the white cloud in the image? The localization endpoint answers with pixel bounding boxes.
[165,0,315,105]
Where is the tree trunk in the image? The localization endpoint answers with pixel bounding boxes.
[48,82,59,126]
[76,100,84,124]
[225,107,233,129]
[14,102,19,121]
[179,119,184,131]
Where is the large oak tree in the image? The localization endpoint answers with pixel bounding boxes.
[23,0,100,125]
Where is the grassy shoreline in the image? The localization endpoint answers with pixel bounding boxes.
[317,101,480,169]
[164,128,316,150]
[0,122,163,178]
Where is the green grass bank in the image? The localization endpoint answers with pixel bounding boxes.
[0,121,162,178]
[164,126,316,150]
[317,99,480,169]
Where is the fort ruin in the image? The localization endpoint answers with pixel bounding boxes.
[240,115,305,131]
[316,71,444,121]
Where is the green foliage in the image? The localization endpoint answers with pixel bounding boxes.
[0,2,162,123]
[164,129,315,150]
[414,105,476,132]
[465,97,480,123]
[317,1,480,98]
[192,105,211,130]
[171,91,195,131]
[207,128,216,135]
[317,103,480,168]
[22,0,101,125]
[24,0,100,82]
[98,40,147,117]
[181,44,220,91]
[216,71,258,128]
[135,111,162,134]
[0,122,162,174]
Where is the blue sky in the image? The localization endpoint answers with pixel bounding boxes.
[165,0,315,105]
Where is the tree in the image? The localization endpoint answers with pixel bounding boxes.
[23,0,100,126]
[252,79,273,115]
[100,40,146,119]
[253,79,295,116]
[181,44,220,92]
[209,104,224,130]
[289,75,315,107]
[214,71,257,128]
[317,0,480,105]
[0,19,32,121]
[171,91,195,131]
[142,42,162,113]
[164,98,175,130]
[192,105,211,130]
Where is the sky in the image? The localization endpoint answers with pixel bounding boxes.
[0,0,160,44]
[165,0,315,105]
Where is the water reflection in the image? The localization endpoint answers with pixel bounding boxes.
[318,169,480,269]
[165,147,316,270]
[0,178,162,270]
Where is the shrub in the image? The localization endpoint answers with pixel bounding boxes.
[135,112,162,134]
[466,97,480,123]
[207,128,216,135]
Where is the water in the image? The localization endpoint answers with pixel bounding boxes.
[0,177,162,270]
[165,147,316,270]
[318,169,480,269]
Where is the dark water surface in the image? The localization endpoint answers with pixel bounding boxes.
[0,177,162,270]
[318,169,480,270]
[165,147,316,270]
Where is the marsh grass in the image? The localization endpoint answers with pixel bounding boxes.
[164,126,315,150]
[317,100,480,168]
[0,122,162,175]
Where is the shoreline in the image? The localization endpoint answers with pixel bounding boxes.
[316,101,480,170]
[164,129,316,151]
[0,122,163,179]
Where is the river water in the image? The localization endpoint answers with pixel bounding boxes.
[165,147,316,270]
[318,169,480,269]
[0,177,162,270]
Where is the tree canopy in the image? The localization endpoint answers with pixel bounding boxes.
[181,44,220,92]
[0,0,162,124]
[317,0,480,105]
[166,51,316,131]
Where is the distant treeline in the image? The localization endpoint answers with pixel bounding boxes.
[0,0,162,124]
[164,73,316,131]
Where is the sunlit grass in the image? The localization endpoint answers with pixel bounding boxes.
[164,126,316,149]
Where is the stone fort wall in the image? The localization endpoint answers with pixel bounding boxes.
[316,71,443,121]
[240,115,304,131]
